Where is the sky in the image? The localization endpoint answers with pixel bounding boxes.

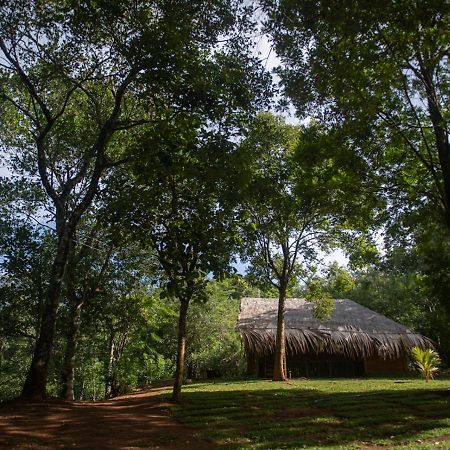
[0,152,11,177]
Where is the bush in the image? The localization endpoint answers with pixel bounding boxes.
[411,347,441,382]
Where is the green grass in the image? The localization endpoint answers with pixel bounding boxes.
[168,377,450,449]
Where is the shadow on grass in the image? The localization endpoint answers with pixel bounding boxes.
[170,381,450,449]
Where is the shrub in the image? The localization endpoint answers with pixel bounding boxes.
[411,347,441,382]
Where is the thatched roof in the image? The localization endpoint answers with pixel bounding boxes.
[237,298,434,360]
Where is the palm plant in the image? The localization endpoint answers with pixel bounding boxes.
[411,347,441,382]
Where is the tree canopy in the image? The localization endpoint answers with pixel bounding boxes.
[264,0,449,233]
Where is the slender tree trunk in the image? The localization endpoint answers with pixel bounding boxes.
[21,225,73,399]
[35,275,44,339]
[172,298,189,402]
[273,283,287,381]
[105,332,116,399]
[61,300,82,401]
[80,376,85,400]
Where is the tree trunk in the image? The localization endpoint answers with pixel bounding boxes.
[418,55,450,230]
[105,332,116,399]
[172,298,189,402]
[80,376,85,400]
[21,226,73,399]
[273,284,287,381]
[61,300,82,401]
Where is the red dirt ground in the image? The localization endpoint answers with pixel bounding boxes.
[0,387,215,450]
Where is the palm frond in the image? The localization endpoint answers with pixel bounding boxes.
[411,347,441,381]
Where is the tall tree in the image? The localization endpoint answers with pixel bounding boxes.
[102,26,270,400]
[241,113,374,381]
[0,218,54,399]
[60,220,114,401]
[0,219,53,346]
[0,0,246,399]
[105,140,242,400]
[264,0,450,232]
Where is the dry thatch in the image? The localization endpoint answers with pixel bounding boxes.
[237,298,434,360]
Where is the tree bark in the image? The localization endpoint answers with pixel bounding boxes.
[273,283,287,381]
[172,298,190,402]
[105,332,116,399]
[419,58,450,230]
[61,300,82,401]
[21,224,73,399]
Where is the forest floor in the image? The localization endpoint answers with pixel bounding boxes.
[0,386,213,450]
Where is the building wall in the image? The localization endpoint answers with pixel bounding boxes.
[249,352,364,378]
[246,353,259,377]
[364,356,408,374]
[247,351,409,378]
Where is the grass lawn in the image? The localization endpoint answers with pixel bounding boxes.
[169,377,450,449]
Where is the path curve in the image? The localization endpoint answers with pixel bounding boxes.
[0,387,214,450]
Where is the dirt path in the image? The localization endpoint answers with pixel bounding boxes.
[0,387,214,450]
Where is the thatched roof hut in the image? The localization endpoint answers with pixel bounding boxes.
[237,298,434,377]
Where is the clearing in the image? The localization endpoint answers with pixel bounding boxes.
[1,377,450,449]
[171,377,450,449]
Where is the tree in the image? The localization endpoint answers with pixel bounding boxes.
[264,0,450,232]
[104,98,260,399]
[101,23,270,399]
[322,262,356,298]
[0,218,54,343]
[241,113,374,380]
[60,220,115,401]
[0,219,54,399]
[58,241,168,401]
[185,278,247,379]
[100,291,175,398]
[0,0,248,399]
[105,140,240,400]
